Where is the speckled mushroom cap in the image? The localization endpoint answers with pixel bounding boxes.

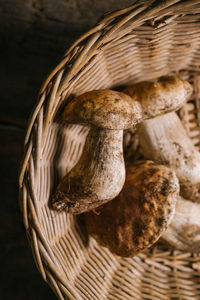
[123,76,193,119]
[62,89,143,129]
[85,160,179,257]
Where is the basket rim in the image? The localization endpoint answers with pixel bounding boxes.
[40,0,200,94]
[20,0,200,155]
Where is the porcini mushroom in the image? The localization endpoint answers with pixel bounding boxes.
[85,161,179,257]
[124,76,197,201]
[52,89,143,214]
[161,196,200,252]
[138,112,200,202]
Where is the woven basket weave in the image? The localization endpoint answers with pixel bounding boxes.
[19,1,200,299]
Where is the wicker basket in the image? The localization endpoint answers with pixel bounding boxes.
[19,1,200,299]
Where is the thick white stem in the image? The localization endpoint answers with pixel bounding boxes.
[161,196,200,252]
[53,127,125,214]
[138,112,200,201]
[71,127,125,199]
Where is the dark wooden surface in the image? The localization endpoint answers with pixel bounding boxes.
[0,1,133,299]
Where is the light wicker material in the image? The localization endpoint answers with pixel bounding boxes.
[19,1,200,299]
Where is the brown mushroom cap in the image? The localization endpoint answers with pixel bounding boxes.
[123,76,193,119]
[62,89,143,129]
[85,160,179,257]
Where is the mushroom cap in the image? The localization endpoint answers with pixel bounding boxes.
[62,89,143,129]
[85,160,179,257]
[123,76,193,119]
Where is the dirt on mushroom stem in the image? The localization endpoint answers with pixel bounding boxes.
[52,126,126,214]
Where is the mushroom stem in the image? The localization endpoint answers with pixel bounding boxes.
[138,111,200,202]
[52,126,125,214]
[161,196,200,252]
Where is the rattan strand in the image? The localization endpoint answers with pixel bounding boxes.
[19,1,200,299]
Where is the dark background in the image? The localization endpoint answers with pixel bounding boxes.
[0,1,134,299]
